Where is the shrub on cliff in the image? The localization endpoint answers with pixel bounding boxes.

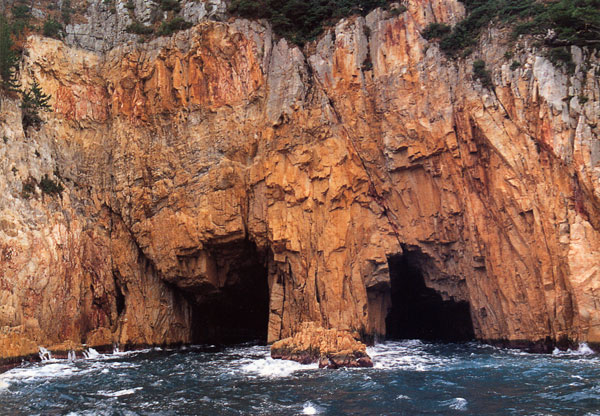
[427,0,600,57]
[161,0,182,12]
[21,177,37,199]
[62,0,74,25]
[156,17,193,36]
[42,18,64,39]
[422,22,451,40]
[0,16,21,91]
[10,4,32,36]
[40,174,64,196]
[21,80,52,130]
[228,0,392,45]
[473,59,493,88]
[126,21,154,35]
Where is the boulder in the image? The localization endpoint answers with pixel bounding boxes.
[271,322,373,369]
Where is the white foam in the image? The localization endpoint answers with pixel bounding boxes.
[39,346,52,361]
[0,380,9,389]
[553,343,596,357]
[368,341,454,371]
[97,387,142,397]
[302,402,321,414]
[396,394,410,400]
[1,362,80,384]
[447,397,468,411]
[241,357,318,378]
[577,343,595,355]
[83,348,100,359]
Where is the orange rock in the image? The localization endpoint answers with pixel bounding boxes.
[1,0,599,362]
[271,322,373,368]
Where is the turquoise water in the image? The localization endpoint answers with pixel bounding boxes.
[1,340,599,415]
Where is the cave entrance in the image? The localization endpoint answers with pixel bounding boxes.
[385,250,474,342]
[189,241,270,345]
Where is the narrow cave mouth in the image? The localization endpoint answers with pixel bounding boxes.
[385,251,474,343]
[189,241,270,345]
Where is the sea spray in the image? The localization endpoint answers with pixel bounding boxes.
[553,342,596,356]
[38,347,52,361]
[82,348,99,359]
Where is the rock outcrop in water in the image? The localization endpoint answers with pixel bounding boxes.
[1,0,600,362]
[271,322,373,368]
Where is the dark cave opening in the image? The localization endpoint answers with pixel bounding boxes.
[385,251,474,342]
[114,280,126,317]
[189,241,270,345]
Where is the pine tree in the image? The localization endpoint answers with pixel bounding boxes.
[21,80,52,129]
[0,15,20,91]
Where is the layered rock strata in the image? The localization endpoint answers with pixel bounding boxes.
[0,0,599,362]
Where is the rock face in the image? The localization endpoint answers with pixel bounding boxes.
[1,0,600,361]
[271,322,373,368]
[64,0,228,52]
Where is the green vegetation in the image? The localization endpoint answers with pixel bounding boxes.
[43,18,64,39]
[62,0,74,25]
[161,0,182,12]
[473,59,493,88]
[0,16,21,91]
[422,22,451,40]
[22,173,64,199]
[40,174,64,196]
[11,5,31,20]
[1,15,54,127]
[436,0,541,56]
[21,80,52,129]
[390,4,407,15]
[156,17,193,36]
[11,4,32,36]
[547,45,576,72]
[125,0,136,10]
[514,0,600,47]
[228,0,393,45]
[510,60,521,70]
[21,178,36,199]
[428,0,600,57]
[126,21,154,35]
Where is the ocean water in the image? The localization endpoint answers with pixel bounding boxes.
[1,340,599,415]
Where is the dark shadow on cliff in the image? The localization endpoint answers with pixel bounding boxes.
[385,249,474,342]
[189,240,270,345]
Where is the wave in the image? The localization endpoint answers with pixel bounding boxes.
[302,401,321,414]
[367,340,456,371]
[241,357,318,378]
[553,343,596,356]
[444,397,468,411]
[97,387,143,397]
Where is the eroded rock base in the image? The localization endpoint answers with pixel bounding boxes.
[271,322,373,368]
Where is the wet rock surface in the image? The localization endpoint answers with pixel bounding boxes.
[271,322,373,368]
